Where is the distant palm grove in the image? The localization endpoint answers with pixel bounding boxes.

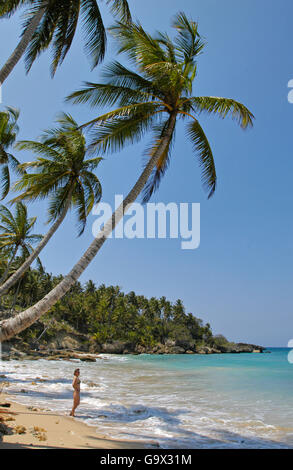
[0,261,229,353]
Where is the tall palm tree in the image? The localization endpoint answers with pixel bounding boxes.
[0,13,254,341]
[0,106,22,199]
[0,0,131,84]
[0,113,102,296]
[0,202,42,284]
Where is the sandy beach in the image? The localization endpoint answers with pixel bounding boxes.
[0,393,149,449]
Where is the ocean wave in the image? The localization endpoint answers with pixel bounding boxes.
[2,353,293,448]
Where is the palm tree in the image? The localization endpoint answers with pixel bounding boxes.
[0,113,102,296]
[0,202,42,284]
[0,106,22,199]
[0,13,254,341]
[0,0,131,85]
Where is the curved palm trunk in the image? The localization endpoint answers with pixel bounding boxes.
[0,192,73,297]
[0,114,176,342]
[0,4,46,85]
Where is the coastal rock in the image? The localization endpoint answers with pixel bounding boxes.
[149,343,164,353]
[14,425,26,434]
[0,354,10,361]
[102,341,134,354]
[0,422,13,436]
[46,332,87,351]
[195,346,212,354]
[165,339,176,348]
[79,355,96,362]
[2,334,265,357]
[168,346,185,354]
[211,348,222,354]
[175,339,196,351]
[134,344,147,354]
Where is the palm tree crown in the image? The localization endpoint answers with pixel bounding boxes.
[0,106,22,199]
[13,113,103,235]
[0,202,42,281]
[0,114,102,297]
[0,0,131,80]
[68,13,254,202]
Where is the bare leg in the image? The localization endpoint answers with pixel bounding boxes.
[70,392,80,416]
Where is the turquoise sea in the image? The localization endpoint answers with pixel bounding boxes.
[2,348,293,448]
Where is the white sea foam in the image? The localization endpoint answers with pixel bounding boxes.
[1,354,293,449]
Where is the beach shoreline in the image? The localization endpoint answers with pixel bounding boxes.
[0,393,152,449]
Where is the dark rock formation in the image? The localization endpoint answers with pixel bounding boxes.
[1,333,265,360]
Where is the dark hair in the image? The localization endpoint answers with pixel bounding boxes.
[74,368,80,375]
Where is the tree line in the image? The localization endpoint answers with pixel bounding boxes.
[0,261,219,350]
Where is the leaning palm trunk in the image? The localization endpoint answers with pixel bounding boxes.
[0,191,73,297]
[0,114,176,342]
[0,4,46,85]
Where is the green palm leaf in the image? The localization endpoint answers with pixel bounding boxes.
[13,113,103,231]
[186,119,216,198]
[4,0,131,78]
[106,0,131,24]
[68,14,254,202]
[142,118,175,203]
[80,0,106,70]
[190,96,254,129]
[0,107,20,199]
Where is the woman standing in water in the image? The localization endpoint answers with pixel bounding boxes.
[70,368,80,416]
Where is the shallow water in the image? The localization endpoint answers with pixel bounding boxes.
[1,348,293,448]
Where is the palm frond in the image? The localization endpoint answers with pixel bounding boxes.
[110,21,167,68]
[24,4,59,73]
[142,118,176,203]
[47,183,73,223]
[80,102,162,132]
[0,0,31,17]
[0,163,10,199]
[50,2,80,76]
[87,106,159,154]
[172,11,205,63]
[80,169,102,205]
[190,96,254,129]
[80,0,106,69]
[15,140,64,161]
[186,119,216,198]
[66,81,154,108]
[106,0,131,24]
[72,181,87,236]
[102,61,163,98]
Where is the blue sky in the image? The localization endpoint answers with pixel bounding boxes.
[0,0,292,346]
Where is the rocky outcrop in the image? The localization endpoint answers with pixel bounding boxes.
[216,343,264,354]
[45,332,89,351]
[1,334,265,360]
[101,341,133,354]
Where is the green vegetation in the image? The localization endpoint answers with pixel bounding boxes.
[0,0,131,85]
[0,107,21,199]
[0,114,102,298]
[0,262,216,351]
